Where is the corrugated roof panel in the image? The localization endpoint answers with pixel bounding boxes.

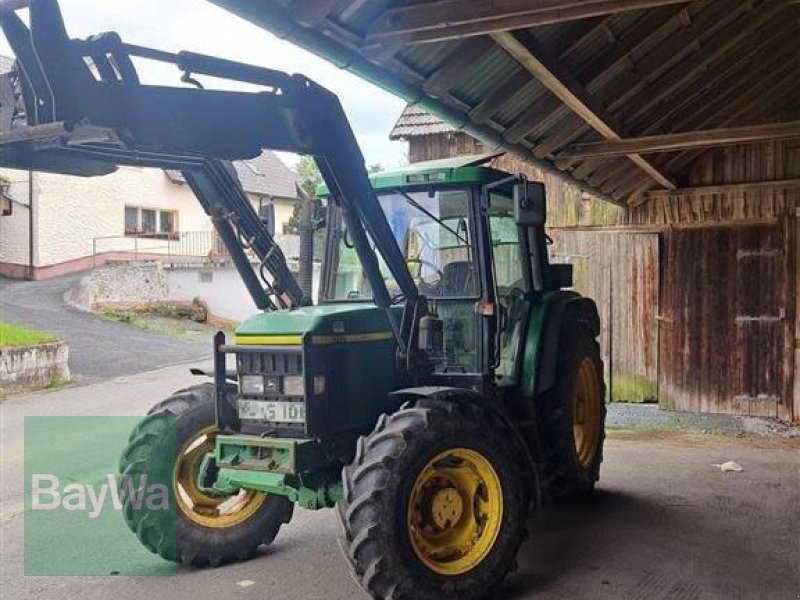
[396,39,461,77]
[493,79,547,127]
[449,46,521,108]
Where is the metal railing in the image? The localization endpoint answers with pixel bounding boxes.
[91,231,321,268]
[92,230,228,267]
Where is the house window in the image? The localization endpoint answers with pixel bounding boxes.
[258,200,275,236]
[125,205,179,238]
[1,182,11,216]
[141,209,157,234]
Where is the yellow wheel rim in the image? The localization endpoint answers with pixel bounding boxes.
[173,426,266,528]
[407,448,503,576]
[572,358,603,470]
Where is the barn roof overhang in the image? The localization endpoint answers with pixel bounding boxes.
[207,0,800,206]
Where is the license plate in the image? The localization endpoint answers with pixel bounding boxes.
[238,399,306,423]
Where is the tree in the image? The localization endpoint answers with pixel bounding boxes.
[294,155,322,199]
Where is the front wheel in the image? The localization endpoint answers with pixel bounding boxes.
[119,383,293,566]
[337,400,528,600]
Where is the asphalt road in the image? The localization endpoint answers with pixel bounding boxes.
[0,273,209,383]
[2,366,798,600]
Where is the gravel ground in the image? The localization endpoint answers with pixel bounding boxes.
[607,402,799,438]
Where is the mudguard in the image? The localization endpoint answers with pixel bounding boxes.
[519,291,601,399]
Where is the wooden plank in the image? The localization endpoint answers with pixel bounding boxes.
[492,30,677,189]
[365,0,692,45]
[559,121,800,159]
[644,179,800,198]
[793,204,800,423]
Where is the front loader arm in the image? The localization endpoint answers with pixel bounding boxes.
[0,0,420,341]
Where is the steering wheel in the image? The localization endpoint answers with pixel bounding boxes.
[406,258,444,287]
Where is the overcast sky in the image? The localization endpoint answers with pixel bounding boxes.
[0,0,409,169]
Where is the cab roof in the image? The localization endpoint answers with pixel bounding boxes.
[316,153,509,197]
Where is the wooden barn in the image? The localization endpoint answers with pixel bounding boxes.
[210,0,800,422]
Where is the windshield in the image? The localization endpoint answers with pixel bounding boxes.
[325,189,477,301]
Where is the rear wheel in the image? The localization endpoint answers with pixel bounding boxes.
[338,400,528,600]
[119,383,293,566]
[536,321,606,498]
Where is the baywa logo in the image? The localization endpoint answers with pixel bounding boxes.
[25,416,177,576]
[31,473,170,519]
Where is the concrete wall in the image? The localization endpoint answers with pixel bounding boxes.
[0,342,70,395]
[0,169,34,271]
[69,262,321,322]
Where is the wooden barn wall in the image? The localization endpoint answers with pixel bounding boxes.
[550,230,659,404]
[628,140,800,227]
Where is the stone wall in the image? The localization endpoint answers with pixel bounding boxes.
[66,262,169,310]
[0,342,71,395]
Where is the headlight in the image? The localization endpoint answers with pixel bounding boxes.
[240,375,264,396]
[283,375,305,397]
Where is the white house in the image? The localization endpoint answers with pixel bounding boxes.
[0,151,301,280]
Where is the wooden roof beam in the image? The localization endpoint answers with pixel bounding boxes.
[564,24,797,183]
[559,121,800,159]
[492,30,677,189]
[530,0,770,162]
[366,0,692,46]
[615,56,800,198]
[586,46,800,197]
[642,178,800,198]
[502,3,689,146]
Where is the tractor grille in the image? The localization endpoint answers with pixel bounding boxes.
[237,351,303,376]
[235,350,307,433]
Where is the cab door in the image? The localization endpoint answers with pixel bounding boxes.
[483,192,532,387]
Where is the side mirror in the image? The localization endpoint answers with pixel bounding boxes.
[513,181,546,226]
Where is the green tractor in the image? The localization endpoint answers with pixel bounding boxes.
[121,159,606,598]
[0,2,605,598]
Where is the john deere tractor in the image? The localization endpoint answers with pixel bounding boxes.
[0,2,605,598]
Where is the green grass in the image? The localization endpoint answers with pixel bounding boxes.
[0,321,58,348]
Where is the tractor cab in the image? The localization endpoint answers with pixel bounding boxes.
[317,157,573,390]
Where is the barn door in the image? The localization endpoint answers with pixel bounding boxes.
[659,224,790,417]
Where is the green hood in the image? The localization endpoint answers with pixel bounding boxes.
[235,303,398,344]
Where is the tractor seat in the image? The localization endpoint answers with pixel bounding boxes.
[441,261,475,297]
